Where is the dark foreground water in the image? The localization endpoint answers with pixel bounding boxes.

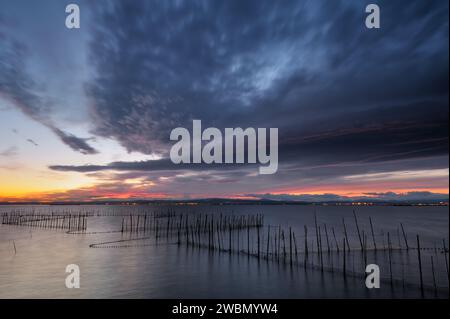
[0,205,448,298]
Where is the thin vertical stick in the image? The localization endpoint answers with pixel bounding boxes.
[400,223,409,250]
[443,239,449,285]
[247,222,250,255]
[304,225,308,256]
[130,214,133,233]
[257,225,260,259]
[324,224,331,253]
[388,232,393,285]
[318,226,323,272]
[293,232,298,262]
[237,222,240,252]
[369,217,377,250]
[314,213,320,255]
[229,222,232,252]
[289,227,293,266]
[332,227,340,252]
[274,232,278,261]
[314,213,322,269]
[343,237,346,278]
[363,231,368,266]
[278,226,281,262]
[417,235,424,296]
[342,218,350,250]
[353,210,363,251]
[431,256,437,294]
[304,225,308,267]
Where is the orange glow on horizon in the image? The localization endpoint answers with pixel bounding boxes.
[1,185,448,203]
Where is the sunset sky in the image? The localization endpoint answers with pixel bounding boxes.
[0,0,448,202]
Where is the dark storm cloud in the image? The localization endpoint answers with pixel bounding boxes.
[84,0,448,169]
[278,100,448,166]
[0,15,99,155]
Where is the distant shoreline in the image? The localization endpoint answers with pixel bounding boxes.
[0,198,448,207]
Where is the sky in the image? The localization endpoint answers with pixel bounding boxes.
[0,0,448,202]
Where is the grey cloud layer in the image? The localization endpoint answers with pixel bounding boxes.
[0,16,98,155]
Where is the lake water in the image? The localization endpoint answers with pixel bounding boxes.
[0,205,448,298]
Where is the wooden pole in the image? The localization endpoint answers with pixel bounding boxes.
[289,227,293,266]
[388,232,393,285]
[293,232,298,262]
[324,224,331,253]
[304,225,308,256]
[353,210,363,250]
[314,213,320,256]
[369,217,377,250]
[343,237,346,278]
[247,223,250,255]
[304,225,308,267]
[431,256,437,294]
[443,239,449,285]
[400,223,409,250]
[332,227,339,252]
[342,218,350,250]
[318,226,323,272]
[257,225,260,259]
[417,235,424,296]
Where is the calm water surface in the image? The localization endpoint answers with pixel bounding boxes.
[0,205,448,298]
